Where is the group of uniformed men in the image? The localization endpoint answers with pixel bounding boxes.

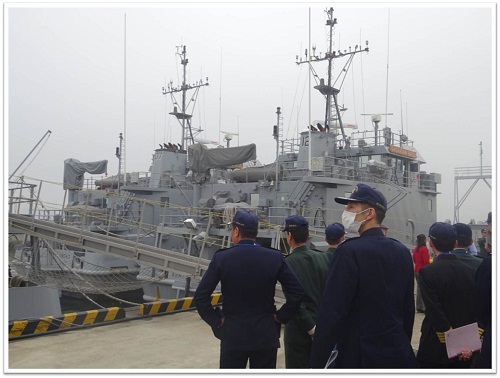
[194,183,492,370]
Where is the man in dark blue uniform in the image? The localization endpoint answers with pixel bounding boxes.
[309,183,417,368]
[472,212,492,368]
[194,210,305,369]
[416,222,477,368]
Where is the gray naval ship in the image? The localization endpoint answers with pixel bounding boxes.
[9,8,440,305]
[60,8,439,298]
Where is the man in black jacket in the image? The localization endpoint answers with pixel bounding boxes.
[417,222,477,368]
[194,210,305,369]
[471,211,492,368]
[310,183,417,368]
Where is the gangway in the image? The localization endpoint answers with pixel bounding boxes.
[8,213,287,300]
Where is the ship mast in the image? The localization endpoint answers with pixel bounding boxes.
[296,7,368,147]
[162,45,209,151]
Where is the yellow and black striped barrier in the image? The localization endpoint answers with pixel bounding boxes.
[140,293,223,316]
[8,307,125,340]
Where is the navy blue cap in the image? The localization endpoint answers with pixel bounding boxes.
[283,215,309,231]
[429,222,457,241]
[231,210,258,229]
[453,223,472,240]
[334,183,387,213]
[481,228,487,233]
[487,212,492,224]
[325,222,345,240]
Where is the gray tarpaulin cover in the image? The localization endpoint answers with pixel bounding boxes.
[63,158,108,190]
[188,143,257,173]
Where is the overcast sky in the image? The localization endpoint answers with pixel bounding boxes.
[6,2,494,225]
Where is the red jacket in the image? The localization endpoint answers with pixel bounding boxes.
[413,245,430,272]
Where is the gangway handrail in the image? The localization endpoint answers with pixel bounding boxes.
[9,213,209,277]
[8,213,287,300]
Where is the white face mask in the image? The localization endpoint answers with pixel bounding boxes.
[342,208,369,234]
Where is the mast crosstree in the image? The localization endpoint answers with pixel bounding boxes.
[162,45,209,151]
[296,7,368,146]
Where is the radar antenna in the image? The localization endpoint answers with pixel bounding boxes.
[220,130,239,148]
[360,113,393,145]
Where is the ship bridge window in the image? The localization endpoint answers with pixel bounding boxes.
[396,159,409,172]
[359,156,367,167]
[410,162,419,173]
[359,155,378,167]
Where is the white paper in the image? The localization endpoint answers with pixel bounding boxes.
[444,322,482,359]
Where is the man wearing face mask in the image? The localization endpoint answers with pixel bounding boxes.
[309,183,417,368]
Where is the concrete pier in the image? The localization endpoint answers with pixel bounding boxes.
[8,307,424,371]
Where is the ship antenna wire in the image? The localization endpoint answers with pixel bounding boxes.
[218,47,223,146]
[400,89,404,133]
[384,9,390,128]
[123,13,127,185]
[308,7,312,172]
[164,76,167,142]
[10,130,52,180]
[200,67,206,137]
[406,102,409,138]
[360,28,367,131]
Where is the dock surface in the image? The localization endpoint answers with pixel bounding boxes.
[8,308,424,371]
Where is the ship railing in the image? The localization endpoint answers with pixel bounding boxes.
[280,138,301,155]
[34,209,66,222]
[8,180,39,215]
[348,128,414,149]
[287,169,311,181]
[81,177,97,190]
[59,189,195,234]
[8,178,156,238]
[309,156,361,182]
[267,207,296,227]
[454,166,492,178]
[159,207,195,227]
[279,157,361,182]
[303,156,439,192]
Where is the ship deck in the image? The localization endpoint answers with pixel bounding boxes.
[7,307,424,371]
